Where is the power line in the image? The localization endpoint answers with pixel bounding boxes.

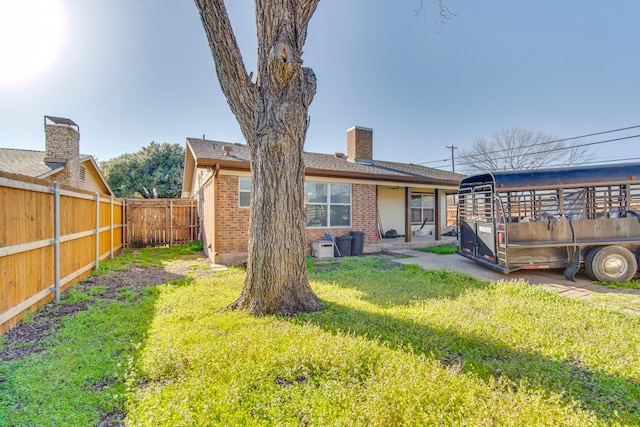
[417,158,451,166]
[455,133,640,167]
[416,123,640,166]
[456,154,640,174]
[537,155,640,169]
[455,124,640,162]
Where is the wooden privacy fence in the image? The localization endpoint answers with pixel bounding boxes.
[0,172,123,334]
[123,199,198,248]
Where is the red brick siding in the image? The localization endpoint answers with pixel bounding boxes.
[304,183,377,246]
[210,177,377,260]
[347,127,373,161]
[214,175,250,255]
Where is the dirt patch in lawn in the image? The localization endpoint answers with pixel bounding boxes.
[1,252,401,362]
[0,254,213,364]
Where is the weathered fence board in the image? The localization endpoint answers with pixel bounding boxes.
[0,172,124,334]
[123,199,198,248]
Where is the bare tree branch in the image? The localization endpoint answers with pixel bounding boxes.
[194,0,259,135]
[414,0,457,25]
[459,127,594,173]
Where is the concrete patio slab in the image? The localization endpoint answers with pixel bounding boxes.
[385,249,639,302]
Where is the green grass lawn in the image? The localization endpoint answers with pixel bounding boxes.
[0,243,203,427]
[416,244,458,255]
[2,248,639,426]
[594,279,640,290]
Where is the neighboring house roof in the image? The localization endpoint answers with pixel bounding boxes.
[0,148,66,177]
[0,148,113,194]
[185,138,465,189]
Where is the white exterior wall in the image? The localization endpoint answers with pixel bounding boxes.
[378,186,453,237]
[79,164,108,194]
[377,187,405,236]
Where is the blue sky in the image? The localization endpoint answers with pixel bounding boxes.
[1,0,639,174]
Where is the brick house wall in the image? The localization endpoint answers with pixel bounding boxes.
[347,126,373,161]
[208,174,378,264]
[304,183,378,246]
[43,170,66,185]
[213,174,251,263]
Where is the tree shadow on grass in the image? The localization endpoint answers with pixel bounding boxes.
[309,259,492,307]
[0,263,189,426]
[296,292,640,424]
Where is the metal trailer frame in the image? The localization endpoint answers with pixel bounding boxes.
[456,162,640,281]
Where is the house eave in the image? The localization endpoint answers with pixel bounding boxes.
[80,156,114,195]
[37,165,65,179]
[304,168,461,187]
[191,159,460,188]
[182,142,199,197]
[195,158,251,172]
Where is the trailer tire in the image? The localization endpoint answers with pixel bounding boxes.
[584,247,602,280]
[586,246,637,283]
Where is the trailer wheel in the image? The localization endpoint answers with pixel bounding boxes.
[586,246,637,282]
[584,247,602,280]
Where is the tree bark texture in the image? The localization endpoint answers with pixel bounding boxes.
[195,0,322,315]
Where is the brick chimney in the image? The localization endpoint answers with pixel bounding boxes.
[44,116,80,187]
[347,126,373,161]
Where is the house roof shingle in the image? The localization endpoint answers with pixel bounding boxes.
[0,148,92,178]
[186,138,465,187]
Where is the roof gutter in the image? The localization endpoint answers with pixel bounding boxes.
[195,161,460,187]
[196,158,251,172]
[303,167,461,187]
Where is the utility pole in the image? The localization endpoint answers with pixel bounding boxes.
[446,145,457,173]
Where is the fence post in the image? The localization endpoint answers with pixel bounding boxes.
[53,182,61,303]
[122,199,127,248]
[110,195,114,259]
[169,199,174,246]
[190,200,194,242]
[95,193,100,270]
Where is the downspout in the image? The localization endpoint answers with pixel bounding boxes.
[199,163,219,189]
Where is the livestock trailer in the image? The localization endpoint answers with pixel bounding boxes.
[457,162,640,281]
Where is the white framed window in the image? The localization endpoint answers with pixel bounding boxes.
[305,182,351,228]
[411,193,434,224]
[237,178,353,227]
[239,177,251,208]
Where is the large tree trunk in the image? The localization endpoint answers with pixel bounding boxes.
[228,125,322,315]
[195,0,322,315]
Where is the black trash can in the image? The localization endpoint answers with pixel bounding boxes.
[349,231,365,256]
[335,235,353,257]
